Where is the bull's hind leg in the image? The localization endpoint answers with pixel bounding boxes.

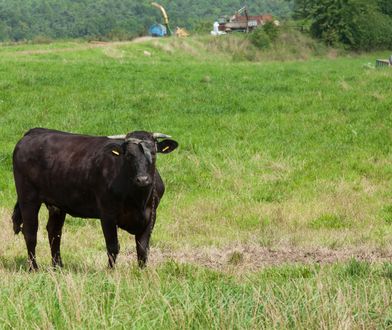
[19,201,41,271]
[46,206,66,268]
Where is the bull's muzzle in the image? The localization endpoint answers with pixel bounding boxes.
[135,176,151,187]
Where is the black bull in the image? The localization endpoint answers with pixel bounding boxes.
[12,128,178,270]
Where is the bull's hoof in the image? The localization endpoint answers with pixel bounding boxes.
[13,224,22,235]
[52,260,64,269]
[28,264,39,272]
[138,260,147,269]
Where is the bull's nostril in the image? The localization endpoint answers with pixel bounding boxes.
[136,176,150,186]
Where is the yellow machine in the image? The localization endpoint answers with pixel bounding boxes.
[151,2,189,37]
[151,2,172,36]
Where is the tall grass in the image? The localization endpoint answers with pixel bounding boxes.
[152,30,332,62]
[0,261,391,329]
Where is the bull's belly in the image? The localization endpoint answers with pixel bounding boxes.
[63,207,100,219]
[40,187,151,233]
[42,190,100,219]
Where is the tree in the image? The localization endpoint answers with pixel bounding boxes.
[378,0,392,16]
[291,0,392,49]
[0,20,9,40]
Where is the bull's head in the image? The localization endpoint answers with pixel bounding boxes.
[108,131,178,187]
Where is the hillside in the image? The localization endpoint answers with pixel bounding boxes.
[0,0,293,41]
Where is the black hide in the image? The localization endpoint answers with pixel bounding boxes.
[12,128,178,270]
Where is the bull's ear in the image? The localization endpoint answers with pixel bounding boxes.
[157,139,178,154]
[108,141,126,156]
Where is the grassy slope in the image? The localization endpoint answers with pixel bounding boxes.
[0,37,391,327]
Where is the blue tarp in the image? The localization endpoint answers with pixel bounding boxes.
[149,24,167,37]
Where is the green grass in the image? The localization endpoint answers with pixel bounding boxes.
[0,261,391,329]
[0,37,391,328]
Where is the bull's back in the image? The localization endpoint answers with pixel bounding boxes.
[14,128,103,178]
[13,128,109,216]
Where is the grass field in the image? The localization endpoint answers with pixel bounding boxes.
[0,36,391,328]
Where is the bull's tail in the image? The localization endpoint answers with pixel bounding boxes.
[12,202,23,235]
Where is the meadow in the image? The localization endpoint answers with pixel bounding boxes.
[0,36,391,328]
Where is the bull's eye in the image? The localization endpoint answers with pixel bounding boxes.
[140,143,153,164]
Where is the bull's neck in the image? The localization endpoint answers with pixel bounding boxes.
[127,184,153,208]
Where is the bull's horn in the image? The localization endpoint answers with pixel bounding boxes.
[108,134,126,139]
[153,133,171,139]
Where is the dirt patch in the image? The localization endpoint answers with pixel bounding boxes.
[126,246,392,271]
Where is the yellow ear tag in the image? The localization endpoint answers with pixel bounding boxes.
[112,150,120,156]
[162,146,170,152]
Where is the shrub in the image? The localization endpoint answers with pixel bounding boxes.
[351,9,392,50]
[263,21,280,42]
[249,22,281,49]
[249,27,271,49]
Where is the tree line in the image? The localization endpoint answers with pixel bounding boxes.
[0,0,293,41]
[1,0,391,51]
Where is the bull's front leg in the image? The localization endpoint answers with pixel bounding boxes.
[135,207,155,268]
[100,219,120,268]
[135,228,151,268]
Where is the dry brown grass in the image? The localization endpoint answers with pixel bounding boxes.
[2,186,391,273]
[151,173,391,253]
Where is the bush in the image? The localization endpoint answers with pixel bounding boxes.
[263,21,280,41]
[351,9,392,50]
[249,27,271,49]
[249,22,281,49]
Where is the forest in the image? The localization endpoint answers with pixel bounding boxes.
[0,0,293,41]
[0,0,391,51]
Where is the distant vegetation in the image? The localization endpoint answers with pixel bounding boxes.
[0,0,293,41]
[292,0,392,50]
[1,0,391,51]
